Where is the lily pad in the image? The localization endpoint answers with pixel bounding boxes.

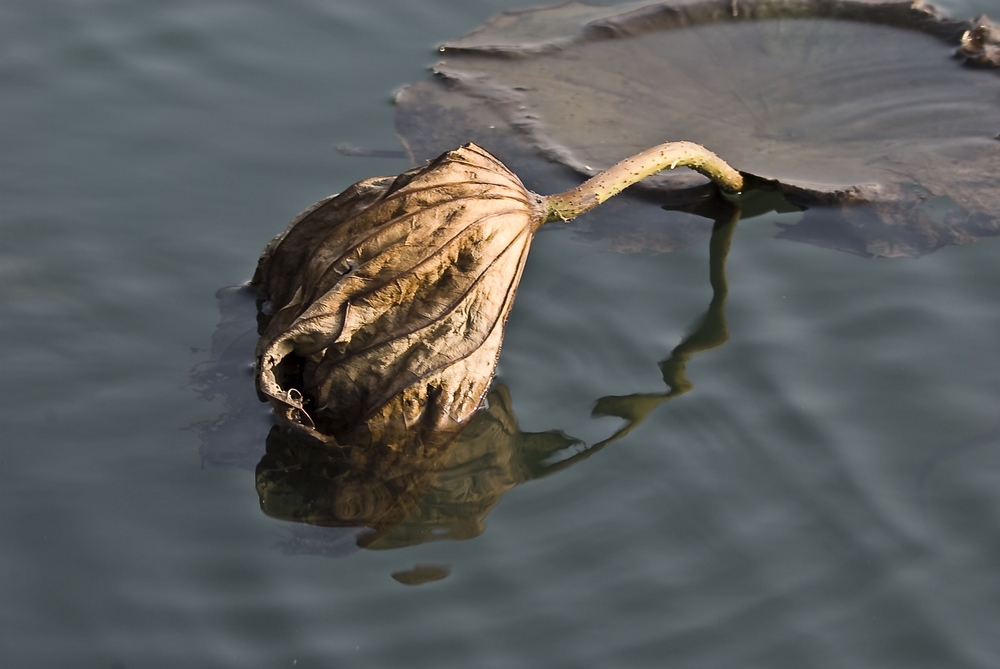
[395,0,1000,256]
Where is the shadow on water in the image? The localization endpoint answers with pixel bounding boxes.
[192,198,744,580]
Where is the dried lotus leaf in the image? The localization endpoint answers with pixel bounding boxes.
[252,144,544,453]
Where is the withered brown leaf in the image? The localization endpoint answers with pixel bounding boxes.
[252,144,545,452]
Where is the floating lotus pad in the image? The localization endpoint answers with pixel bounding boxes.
[395,0,1000,256]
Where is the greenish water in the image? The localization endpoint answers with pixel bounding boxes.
[3,1,1000,667]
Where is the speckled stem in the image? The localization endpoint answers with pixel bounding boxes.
[542,141,743,223]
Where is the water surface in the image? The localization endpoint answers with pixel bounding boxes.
[3,0,1000,667]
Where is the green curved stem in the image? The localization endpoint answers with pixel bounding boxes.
[542,141,743,223]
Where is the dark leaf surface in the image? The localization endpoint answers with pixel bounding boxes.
[395,0,1000,256]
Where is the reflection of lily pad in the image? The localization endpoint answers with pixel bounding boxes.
[395,0,1000,256]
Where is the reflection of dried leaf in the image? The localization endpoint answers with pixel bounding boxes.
[395,0,1000,257]
[391,564,451,585]
[255,384,582,550]
[252,145,542,452]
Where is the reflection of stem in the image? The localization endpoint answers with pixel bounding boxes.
[523,203,739,480]
[543,141,743,222]
[586,203,739,449]
[657,207,734,397]
[524,206,738,479]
